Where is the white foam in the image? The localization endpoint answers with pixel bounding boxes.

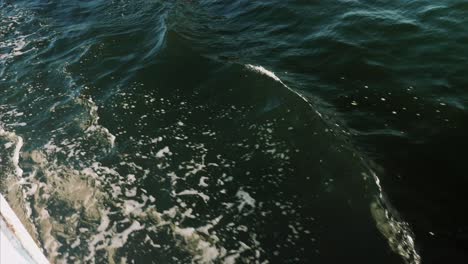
[12,135,24,177]
[79,97,116,148]
[368,171,421,264]
[177,189,210,203]
[0,128,24,177]
[155,146,171,158]
[245,64,323,118]
[123,199,145,216]
[236,189,256,213]
[173,226,223,264]
[109,221,144,249]
[198,177,209,187]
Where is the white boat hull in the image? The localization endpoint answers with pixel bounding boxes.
[0,194,49,264]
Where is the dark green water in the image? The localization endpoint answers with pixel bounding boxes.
[1,0,467,263]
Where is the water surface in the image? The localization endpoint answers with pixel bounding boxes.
[1,1,467,263]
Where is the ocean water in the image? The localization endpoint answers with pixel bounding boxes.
[1,0,467,263]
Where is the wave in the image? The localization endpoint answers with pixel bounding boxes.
[245,63,421,264]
